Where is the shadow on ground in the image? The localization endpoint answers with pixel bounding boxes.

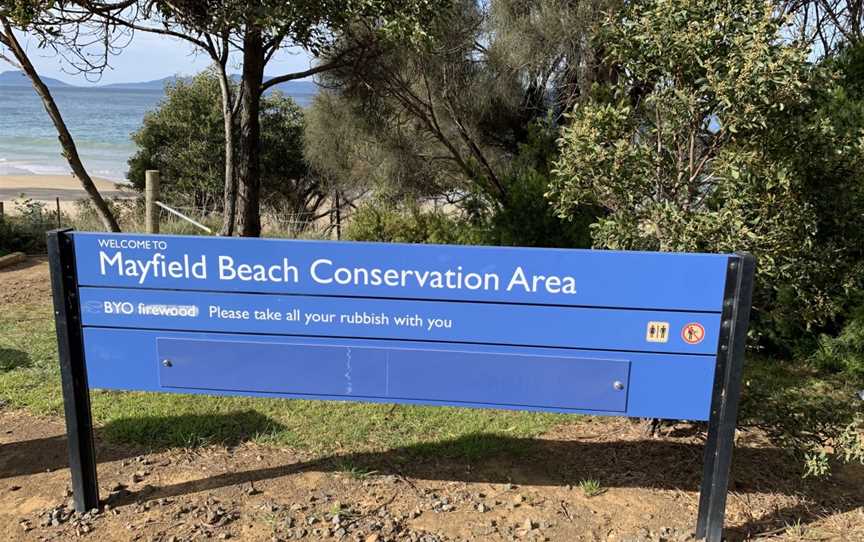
[0,347,31,372]
[0,347,31,373]
[0,410,285,479]
[0,256,45,273]
[1,411,861,539]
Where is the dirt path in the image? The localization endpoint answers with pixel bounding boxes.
[1,257,862,541]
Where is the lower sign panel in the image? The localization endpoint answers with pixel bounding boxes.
[157,338,630,412]
[83,328,716,419]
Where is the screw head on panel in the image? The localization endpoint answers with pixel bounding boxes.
[161,359,173,368]
[613,381,625,391]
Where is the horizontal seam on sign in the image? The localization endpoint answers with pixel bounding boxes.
[75,285,724,314]
[154,386,627,413]
[82,324,719,357]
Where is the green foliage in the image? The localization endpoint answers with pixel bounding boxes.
[478,121,598,248]
[128,72,225,210]
[811,303,864,384]
[549,0,864,347]
[740,357,864,478]
[310,0,609,248]
[344,200,481,245]
[0,0,52,26]
[577,479,604,498]
[0,197,63,254]
[128,70,325,221]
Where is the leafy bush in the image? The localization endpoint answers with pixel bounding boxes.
[740,358,864,478]
[811,303,864,384]
[128,70,326,223]
[478,121,598,248]
[344,200,481,245]
[0,197,63,254]
[549,0,864,351]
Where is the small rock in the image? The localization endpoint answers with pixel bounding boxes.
[476,503,488,513]
[246,484,261,496]
[8,485,21,492]
[523,518,537,531]
[365,534,381,542]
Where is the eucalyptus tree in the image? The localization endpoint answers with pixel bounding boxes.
[0,0,121,231]
[65,0,445,237]
[311,0,617,210]
[781,0,864,53]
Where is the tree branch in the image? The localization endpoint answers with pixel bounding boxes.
[261,60,345,91]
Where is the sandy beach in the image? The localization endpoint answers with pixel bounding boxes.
[0,174,133,215]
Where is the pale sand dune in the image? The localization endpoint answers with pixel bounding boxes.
[0,174,134,215]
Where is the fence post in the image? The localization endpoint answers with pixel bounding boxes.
[56,197,62,229]
[0,201,4,220]
[145,170,160,234]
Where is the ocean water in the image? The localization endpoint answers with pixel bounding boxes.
[0,84,316,181]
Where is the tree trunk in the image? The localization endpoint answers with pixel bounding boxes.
[1,18,121,232]
[215,63,237,236]
[235,26,265,237]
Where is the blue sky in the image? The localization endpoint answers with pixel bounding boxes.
[8,30,314,85]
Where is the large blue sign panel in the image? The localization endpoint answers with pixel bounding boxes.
[72,232,733,420]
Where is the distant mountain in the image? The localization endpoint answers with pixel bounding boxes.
[99,75,181,90]
[0,69,318,105]
[101,74,317,95]
[0,70,72,88]
[0,70,318,94]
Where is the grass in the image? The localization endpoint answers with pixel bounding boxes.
[335,460,379,480]
[577,479,604,498]
[0,298,569,458]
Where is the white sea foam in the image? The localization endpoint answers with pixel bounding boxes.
[0,160,70,176]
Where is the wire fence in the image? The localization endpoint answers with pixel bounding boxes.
[0,194,343,258]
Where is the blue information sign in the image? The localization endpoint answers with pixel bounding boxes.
[48,229,755,541]
[71,232,730,419]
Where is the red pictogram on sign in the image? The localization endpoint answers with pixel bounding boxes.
[681,323,705,345]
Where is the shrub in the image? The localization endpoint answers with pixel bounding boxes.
[0,197,64,254]
[128,70,326,223]
[811,303,864,385]
[344,200,481,245]
[740,357,864,478]
[549,0,864,352]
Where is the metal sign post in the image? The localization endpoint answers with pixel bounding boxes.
[696,254,755,540]
[47,229,99,512]
[48,230,755,540]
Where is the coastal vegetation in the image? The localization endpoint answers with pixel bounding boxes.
[1,0,863,484]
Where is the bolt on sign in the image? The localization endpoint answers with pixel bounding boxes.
[48,230,755,542]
